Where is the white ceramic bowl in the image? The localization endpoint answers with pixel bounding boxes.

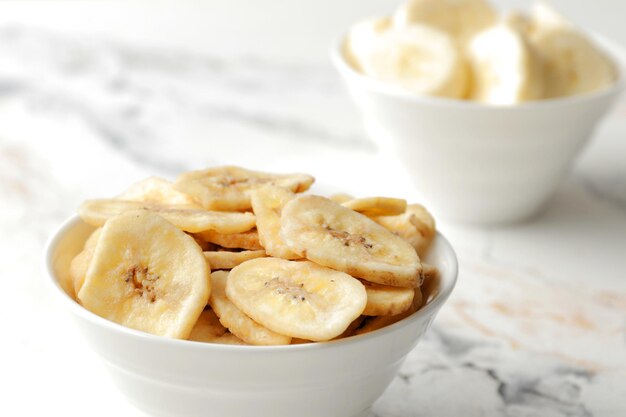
[44,216,458,417]
[332,35,626,225]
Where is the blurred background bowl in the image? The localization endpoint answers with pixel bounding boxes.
[332,35,626,225]
[44,215,458,417]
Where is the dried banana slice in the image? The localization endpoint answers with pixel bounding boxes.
[78,199,256,234]
[197,229,263,251]
[226,258,367,341]
[342,197,407,217]
[77,211,210,339]
[281,195,422,287]
[361,281,415,316]
[250,186,299,259]
[204,250,266,270]
[175,166,314,211]
[355,287,423,336]
[119,176,199,206]
[188,309,227,342]
[69,228,102,295]
[373,204,436,256]
[328,193,354,204]
[209,271,291,346]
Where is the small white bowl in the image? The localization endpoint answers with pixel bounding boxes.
[43,216,458,417]
[332,34,626,225]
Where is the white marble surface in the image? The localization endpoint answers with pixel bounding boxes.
[1,23,626,417]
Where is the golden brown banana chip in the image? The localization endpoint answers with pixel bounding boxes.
[204,250,266,270]
[175,165,314,211]
[209,271,291,346]
[361,281,415,316]
[281,195,422,288]
[119,176,199,206]
[250,186,299,260]
[78,199,256,234]
[342,197,407,216]
[197,229,263,250]
[373,204,436,256]
[69,228,102,295]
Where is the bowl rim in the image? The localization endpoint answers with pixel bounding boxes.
[43,214,458,353]
[330,29,626,110]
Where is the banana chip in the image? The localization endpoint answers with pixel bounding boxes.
[250,186,299,260]
[198,229,263,251]
[373,204,436,256]
[69,228,102,296]
[361,281,414,316]
[77,211,210,339]
[79,199,256,234]
[281,195,422,287]
[342,196,407,217]
[209,271,291,346]
[226,258,367,341]
[204,250,266,270]
[175,166,314,211]
[119,176,199,206]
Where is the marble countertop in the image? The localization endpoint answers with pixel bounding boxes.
[2,25,625,417]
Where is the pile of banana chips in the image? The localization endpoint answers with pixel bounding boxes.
[68,166,438,345]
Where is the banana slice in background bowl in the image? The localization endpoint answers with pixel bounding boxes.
[43,214,458,417]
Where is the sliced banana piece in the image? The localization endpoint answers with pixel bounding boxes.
[281,195,422,287]
[188,309,227,342]
[467,20,544,104]
[119,176,199,206]
[373,204,436,257]
[345,16,392,72]
[250,186,299,260]
[226,258,367,341]
[361,24,468,98]
[78,199,256,234]
[197,229,263,251]
[354,292,421,336]
[175,166,314,211]
[209,271,291,346]
[328,193,354,204]
[529,3,615,98]
[77,211,210,339]
[393,0,497,45]
[204,250,266,270]
[342,197,407,217]
[361,281,415,316]
[69,228,102,296]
